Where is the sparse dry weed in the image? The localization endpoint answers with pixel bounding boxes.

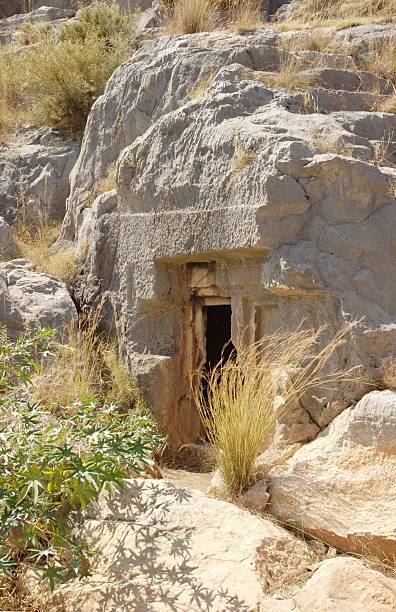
[313,134,352,156]
[187,72,216,100]
[33,308,144,411]
[227,0,264,34]
[12,210,77,285]
[257,55,312,91]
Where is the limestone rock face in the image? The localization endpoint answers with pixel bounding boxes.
[259,557,396,611]
[0,5,75,43]
[54,479,321,611]
[0,128,79,225]
[63,30,396,442]
[0,217,17,260]
[0,1,77,20]
[0,259,77,333]
[268,390,396,560]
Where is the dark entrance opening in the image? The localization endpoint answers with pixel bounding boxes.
[205,304,234,370]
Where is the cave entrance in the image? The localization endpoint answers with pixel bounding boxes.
[204,304,234,371]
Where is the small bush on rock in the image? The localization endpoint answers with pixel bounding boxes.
[164,0,219,34]
[195,324,358,497]
[0,1,138,139]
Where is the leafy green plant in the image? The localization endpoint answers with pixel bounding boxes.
[0,326,55,394]
[0,327,162,595]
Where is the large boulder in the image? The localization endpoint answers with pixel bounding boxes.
[61,30,396,442]
[53,478,322,611]
[0,259,77,333]
[259,557,396,611]
[0,128,79,224]
[268,390,396,560]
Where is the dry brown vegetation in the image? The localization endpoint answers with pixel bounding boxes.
[257,55,312,91]
[163,0,219,34]
[372,133,396,168]
[33,308,145,411]
[84,162,118,208]
[313,134,352,156]
[12,211,77,285]
[0,1,138,139]
[227,0,264,34]
[383,93,396,114]
[187,72,216,100]
[194,324,358,497]
[278,31,331,53]
[282,0,396,29]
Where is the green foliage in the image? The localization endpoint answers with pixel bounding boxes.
[0,326,162,593]
[60,0,134,43]
[0,326,55,394]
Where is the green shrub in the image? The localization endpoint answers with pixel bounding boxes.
[0,1,138,139]
[60,0,134,42]
[0,326,162,594]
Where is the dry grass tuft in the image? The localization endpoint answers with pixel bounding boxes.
[227,135,258,184]
[0,47,25,144]
[362,37,396,84]
[12,210,77,285]
[291,0,396,24]
[33,309,144,411]
[83,163,118,208]
[194,324,358,497]
[372,133,396,167]
[383,92,396,113]
[257,55,312,91]
[96,162,117,194]
[186,72,216,100]
[163,0,219,34]
[313,134,352,156]
[278,31,331,53]
[227,0,264,34]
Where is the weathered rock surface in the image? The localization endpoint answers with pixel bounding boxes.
[0,1,77,20]
[54,479,322,611]
[0,216,17,260]
[259,557,396,611]
[0,5,75,44]
[0,259,77,333]
[0,128,79,224]
[268,390,396,559]
[62,30,396,442]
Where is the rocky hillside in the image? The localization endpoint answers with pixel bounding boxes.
[1,0,396,610]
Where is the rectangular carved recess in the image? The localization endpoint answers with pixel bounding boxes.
[177,256,278,441]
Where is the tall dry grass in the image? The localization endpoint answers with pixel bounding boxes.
[195,324,358,497]
[12,210,77,285]
[33,308,144,411]
[0,47,25,144]
[227,0,264,34]
[164,0,219,34]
